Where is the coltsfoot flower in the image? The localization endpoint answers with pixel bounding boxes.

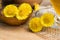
[29,17,43,32]
[3,5,18,17]
[40,13,54,27]
[33,3,40,11]
[16,3,32,20]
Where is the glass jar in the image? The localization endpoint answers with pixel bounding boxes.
[33,6,60,29]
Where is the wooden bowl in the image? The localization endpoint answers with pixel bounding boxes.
[0,10,32,26]
[1,0,40,26]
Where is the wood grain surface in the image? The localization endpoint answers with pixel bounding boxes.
[0,22,60,40]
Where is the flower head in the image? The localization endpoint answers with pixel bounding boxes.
[16,3,32,20]
[29,17,43,32]
[40,13,54,27]
[3,5,18,17]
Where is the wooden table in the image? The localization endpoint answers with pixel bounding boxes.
[0,22,60,40]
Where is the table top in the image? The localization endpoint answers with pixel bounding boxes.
[0,22,60,40]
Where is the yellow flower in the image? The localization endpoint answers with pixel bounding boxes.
[3,5,18,17]
[29,17,43,32]
[16,3,32,20]
[40,13,54,27]
[33,3,40,11]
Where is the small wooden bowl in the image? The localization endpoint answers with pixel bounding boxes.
[0,10,32,26]
[1,0,42,26]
